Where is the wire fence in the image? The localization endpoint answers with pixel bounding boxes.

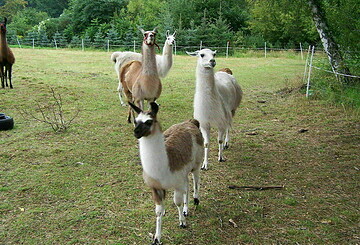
[11,37,307,58]
[303,45,360,105]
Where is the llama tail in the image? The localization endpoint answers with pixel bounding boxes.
[189,119,200,128]
[111,52,121,63]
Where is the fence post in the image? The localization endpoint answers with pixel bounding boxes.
[133,40,136,52]
[54,39,58,49]
[82,39,84,51]
[107,39,110,52]
[306,46,315,98]
[265,42,267,58]
[174,41,177,56]
[226,41,229,58]
[32,39,35,49]
[300,43,303,60]
[200,41,202,50]
[16,38,22,48]
[303,45,311,82]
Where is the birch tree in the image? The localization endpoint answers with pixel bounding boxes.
[308,0,356,84]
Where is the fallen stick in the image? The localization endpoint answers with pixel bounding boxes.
[228,185,284,191]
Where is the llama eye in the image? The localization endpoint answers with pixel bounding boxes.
[200,54,205,58]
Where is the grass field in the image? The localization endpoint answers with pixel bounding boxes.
[1,48,359,244]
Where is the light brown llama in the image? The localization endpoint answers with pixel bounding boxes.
[120,28,162,123]
[0,17,15,89]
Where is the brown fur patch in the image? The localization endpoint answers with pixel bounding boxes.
[164,120,203,172]
[219,68,233,75]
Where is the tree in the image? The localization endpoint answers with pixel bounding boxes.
[8,7,49,36]
[0,0,27,21]
[247,0,318,48]
[308,0,355,84]
[26,0,69,17]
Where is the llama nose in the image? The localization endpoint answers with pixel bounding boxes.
[210,59,216,67]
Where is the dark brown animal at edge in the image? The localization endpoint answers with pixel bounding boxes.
[0,17,15,89]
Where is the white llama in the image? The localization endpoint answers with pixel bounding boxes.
[187,49,243,170]
[111,30,176,106]
[129,102,203,245]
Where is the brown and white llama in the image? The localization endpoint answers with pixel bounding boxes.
[129,102,203,245]
[120,28,162,123]
[112,30,175,106]
[0,17,15,89]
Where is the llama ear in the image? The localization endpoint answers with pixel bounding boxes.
[150,102,159,115]
[152,27,158,33]
[186,51,199,57]
[173,30,176,37]
[166,30,170,37]
[139,28,145,35]
[4,17,7,25]
[128,102,143,114]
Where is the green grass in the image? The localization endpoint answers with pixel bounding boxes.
[1,48,359,244]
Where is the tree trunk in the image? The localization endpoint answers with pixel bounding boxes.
[308,0,355,84]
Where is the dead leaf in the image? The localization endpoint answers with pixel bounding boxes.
[229,219,238,228]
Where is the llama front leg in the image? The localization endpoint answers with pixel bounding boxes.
[200,125,210,170]
[1,66,4,88]
[153,204,165,245]
[218,129,226,162]
[152,189,165,245]
[174,189,187,228]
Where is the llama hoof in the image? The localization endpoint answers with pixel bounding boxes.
[218,157,226,162]
[223,143,229,150]
[194,198,200,206]
[152,238,162,245]
[179,223,187,228]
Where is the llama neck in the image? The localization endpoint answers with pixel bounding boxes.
[196,65,216,91]
[161,42,173,65]
[0,32,7,51]
[142,44,158,76]
[139,124,169,178]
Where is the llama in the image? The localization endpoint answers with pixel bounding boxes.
[112,30,175,106]
[129,102,203,245]
[187,49,243,170]
[0,17,15,89]
[120,28,162,123]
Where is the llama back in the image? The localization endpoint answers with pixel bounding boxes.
[164,120,203,172]
[215,71,243,114]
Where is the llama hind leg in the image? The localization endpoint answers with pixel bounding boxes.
[8,65,13,89]
[217,129,226,162]
[192,169,200,205]
[174,189,187,228]
[224,128,230,149]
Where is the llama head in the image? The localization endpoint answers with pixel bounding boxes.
[140,27,158,46]
[129,102,159,139]
[187,49,217,69]
[165,30,176,46]
[0,17,7,33]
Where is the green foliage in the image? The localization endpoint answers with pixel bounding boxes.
[0,0,27,21]
[247,0,318,48]
[8,7,49,36]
